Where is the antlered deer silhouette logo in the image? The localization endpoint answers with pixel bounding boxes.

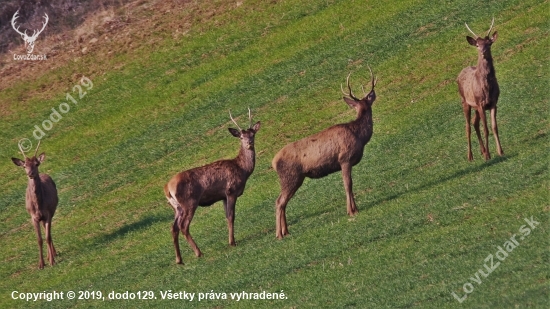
[11,10,48,54]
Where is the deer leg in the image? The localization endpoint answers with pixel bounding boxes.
[275,175,304,239]
[472,109,487,159]
[223,197,237,246]
[44,220,55,266]
[341,162,358,215]
[463,104,473,161]
[33,220,45,269]
[171,213,183,264]
[479,109,491,160]
[180,206,202,257]
[490,107,504,156]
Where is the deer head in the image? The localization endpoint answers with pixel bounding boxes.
[341,65,378,110]
[229,108,261,150]
[11,140,45,179]
[465,17,498,58]
[11,10,49,54]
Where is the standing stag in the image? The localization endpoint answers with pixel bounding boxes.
[457,18,503,161]
[164,110,260,264]
[272,67,377,239]
[11,141,58,269]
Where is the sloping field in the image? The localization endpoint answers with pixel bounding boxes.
[0,0,547,308]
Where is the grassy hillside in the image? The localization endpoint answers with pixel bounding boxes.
[0,0,547,308]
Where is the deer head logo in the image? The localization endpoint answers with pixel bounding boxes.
[11,10,49,54]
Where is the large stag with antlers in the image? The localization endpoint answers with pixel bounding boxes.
[272,67,377,239]
[164,110,260,264]
[457,18,503,161]
[11,141,58,269]
[11,10,49,54]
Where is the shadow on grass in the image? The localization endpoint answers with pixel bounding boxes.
[99,213,168,244]
[367,153,513,209]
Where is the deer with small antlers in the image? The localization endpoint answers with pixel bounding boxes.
[11,141,58,269]
[164,110,260,264]
[457,18,503,161]
[11,10,49,54]
[272,67,377,239]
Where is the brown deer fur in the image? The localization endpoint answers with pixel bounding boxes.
[457,19,503,161]
[164,111,260,264]
[11,141,58,269]
[272,69,377,239]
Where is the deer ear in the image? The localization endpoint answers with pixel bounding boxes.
[11,157,24,167]
[252,121,261,133]
[228,128,241,137]
[466,36,477,46]
[491,31,498,43]
[343,97,359,109]
[37,153,46,163]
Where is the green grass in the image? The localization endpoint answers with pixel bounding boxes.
[0,0,548,308]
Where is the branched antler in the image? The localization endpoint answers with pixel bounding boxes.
[341,72,360,101]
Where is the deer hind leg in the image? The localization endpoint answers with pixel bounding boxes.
[33,220,45,269]
[223,197,237,246]
[171,211,184,264]
[490,107,503,156]
[463,104,474,161]
[275,175,304,239]
[180,206,202,257]
[341,162,358,216]
[44,220,55,266]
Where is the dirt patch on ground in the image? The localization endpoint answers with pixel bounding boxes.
[0,0,237,100]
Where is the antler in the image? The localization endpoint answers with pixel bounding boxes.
[486,17,495,37]
[248,107,253,129]
[31,13,49,39]
[229,110,243,131]
[34,140,41,158]
[18,140,28,159]
[11,10,26,37]
[464,22,479,39]
[341,72,360,101]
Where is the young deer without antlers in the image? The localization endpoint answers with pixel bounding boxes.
[457,18,503,161]
[164,110,260,264]
[272,68,377,239]
[11,141,58,269]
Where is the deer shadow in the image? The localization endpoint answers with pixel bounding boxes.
[98,214,164,244]
[366,154,512,210]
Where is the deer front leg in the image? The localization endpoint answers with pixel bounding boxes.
[479,109,491,160]
[472,109,488,159]
[490,107,504,156]
[33,220,45,269]
[44,220,55,266]
[341,163,358,216]
[463,104,473,161]
[223,197,236,246]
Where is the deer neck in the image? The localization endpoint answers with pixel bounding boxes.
[236,146,256,175]
[27,175,44,210]
[350,107,373,143]
[476,52,496,79]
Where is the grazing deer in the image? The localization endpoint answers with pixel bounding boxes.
[164,110,260,264]
[457,18,503,161]
[11,141,58,269]
[272,67,377,239]
[11,10,49,54]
